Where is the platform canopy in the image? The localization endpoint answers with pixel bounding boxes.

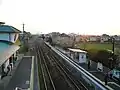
[68,48,87,53]
[0,42,20,66]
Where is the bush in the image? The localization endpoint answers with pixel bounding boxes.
[19,45,28,53]
[88,49,116,68]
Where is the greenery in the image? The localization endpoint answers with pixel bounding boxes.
[19,44,28,53]
[75,42,117,68]
[77,42,112,51]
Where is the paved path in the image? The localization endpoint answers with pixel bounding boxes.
[5,57,32,90]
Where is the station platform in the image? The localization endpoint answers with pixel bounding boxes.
[0,55,35,90]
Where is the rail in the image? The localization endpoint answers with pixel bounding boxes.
[50,54,88,90]
[37,45,56,90]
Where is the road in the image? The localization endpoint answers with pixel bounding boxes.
[5,57,32,90]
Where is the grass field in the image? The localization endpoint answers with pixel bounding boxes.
[76,43,113,51]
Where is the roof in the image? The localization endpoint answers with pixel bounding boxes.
[68,48,87,53]
[0,42,11,51]
[0,25,21,33]
[0,42,20,66]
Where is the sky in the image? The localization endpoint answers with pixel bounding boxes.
[0,0,120,35]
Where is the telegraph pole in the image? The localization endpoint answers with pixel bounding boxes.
[22,23,25,44]
[22,23,25,38]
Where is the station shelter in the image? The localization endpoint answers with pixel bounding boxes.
[68,48,87,63]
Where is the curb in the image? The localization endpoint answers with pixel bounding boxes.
[29,56,34,90]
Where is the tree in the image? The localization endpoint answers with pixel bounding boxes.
[102,34,109,37]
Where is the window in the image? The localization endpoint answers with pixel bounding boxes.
[14,34,17,41]
[81,55,84,59]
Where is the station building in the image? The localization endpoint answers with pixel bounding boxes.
[0,24,21,79]
[68,48,87,63]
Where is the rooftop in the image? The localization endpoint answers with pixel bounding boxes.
[0,25,21,33]
[68,48,87,53]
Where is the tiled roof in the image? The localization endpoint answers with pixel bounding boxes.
[0,25,21,33]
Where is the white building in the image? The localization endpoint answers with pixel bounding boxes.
[89,36,97,42]
[101,35,110,42]
[68,48,87,63]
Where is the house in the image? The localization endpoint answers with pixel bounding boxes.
[113,35,120,42]
[0,23,21,79]
[89,36,97,42]
[101,34,110,42]
[75,35,81,43]
[51,33,73,47]
[58,33,73,47]
[87,35,100,42]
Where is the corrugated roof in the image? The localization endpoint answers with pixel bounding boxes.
[0,44,20,66]
[68,48,87,53]
[0,25,21,33]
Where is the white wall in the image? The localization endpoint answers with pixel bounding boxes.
[89,37,97,41]
[10,33,19,43]
[79,53,86,63]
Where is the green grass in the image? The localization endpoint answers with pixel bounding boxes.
[77,43,112,51]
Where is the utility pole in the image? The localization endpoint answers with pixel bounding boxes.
[22,23,25,38]
[22,23,25,44]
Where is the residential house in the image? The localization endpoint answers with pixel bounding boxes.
[87,35,100,42]
[51,33,73,47]
[101,34,110,42]
[75,35,81,43]
[113,35,120,42]
[89,36,97,42]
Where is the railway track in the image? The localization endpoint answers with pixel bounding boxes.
[36,45,56,90]
[36,41,88,90]
[50,53,87,90]
[44,43,88,90]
